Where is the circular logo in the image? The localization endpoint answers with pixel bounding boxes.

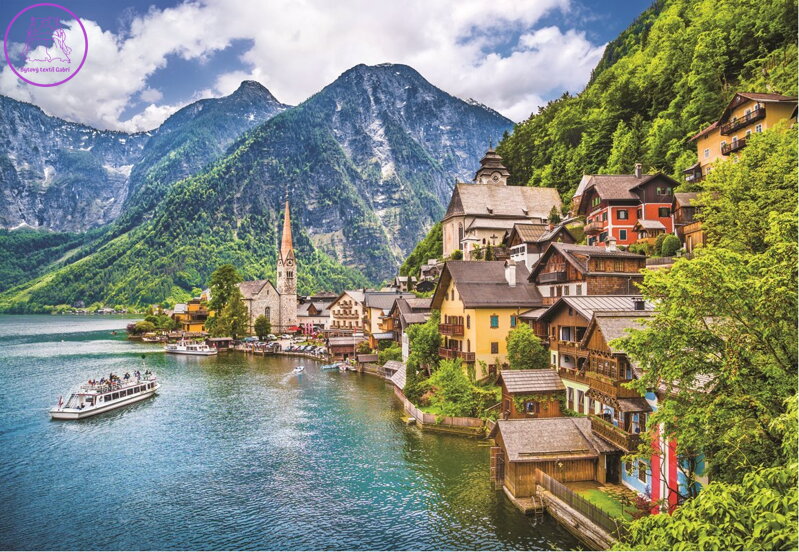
[3,3,88,87]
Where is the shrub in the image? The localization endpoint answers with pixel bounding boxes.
[660,234,681,257]
[654,233,667,256]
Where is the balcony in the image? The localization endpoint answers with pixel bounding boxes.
[720,106,765,135]
[590,415,641,452]
[557,366,591,385]
[439,323,464,336]
[584,221,604,235]
[586,374,641,399]
[538,271,567,284]
[721,138,747,155]
[439,347,476,362]
[558,340,588,358]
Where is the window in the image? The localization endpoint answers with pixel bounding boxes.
[658,207,670,218]
[563,286,569,296]
[638,461,648,483]
[510,315,517,328]
[556,286,562,297]
[490,315,499,328]
[575,284,582,296]
[614,260,623,272]
[592,196,600,206]
[703,148,710,158]
[617,209,628,220]
[746,130,751,138]
[549,286,555,297]
[602,212,608,222]
[567,387,574,409]
[490,342,499,354]
[755,124,763,133]
[637,208,642,219]
[720,140,726,151]
[619,229,627,241]
[466,315,470,329]
[625,459,633,475]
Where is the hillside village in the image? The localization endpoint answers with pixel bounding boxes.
[120,90,797,547]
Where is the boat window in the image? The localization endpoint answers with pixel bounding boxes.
[134,386,140,393]
[112,392,119,400]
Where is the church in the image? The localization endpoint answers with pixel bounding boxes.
[238,201,298,334]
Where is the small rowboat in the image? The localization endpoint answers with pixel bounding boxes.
[293,366,305,374]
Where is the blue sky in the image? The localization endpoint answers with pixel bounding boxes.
[0,0,653,131]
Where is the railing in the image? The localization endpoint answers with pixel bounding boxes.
[720,106,765,135]
[535,468,626,538]
[586,374,641,399]
[584,221,604,235]
[683,172,704,183]
[439,323,464,336]
[590,415,641,452]
[721,138,747,155]
[558,340,588,358]
[438,347,476,362]
[557,366,591,384]
[538,271,567,284]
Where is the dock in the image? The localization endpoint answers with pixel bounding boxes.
[503,486,544,514]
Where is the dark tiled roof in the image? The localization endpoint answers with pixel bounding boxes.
[673,192,699,207]
[496,418,617,462]
[390,363,407,389]
[539,297,653,324]
[365,291,415,311]
[238,279,273,299]
[634,219,666,231]
[690,120,719,141]
[405,297,432,310]
[530,243,645,280]
[585,311,653,353]
[444,183,561,220]
[437,261,543,308]
[616,397,652,413]
[499,370,565,393]
[738,92,797,102]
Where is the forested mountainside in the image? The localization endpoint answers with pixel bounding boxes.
[0,81,287,233]
[497,0,798,199]
[0,64,512,309]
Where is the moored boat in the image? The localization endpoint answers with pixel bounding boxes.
[50,372,159,420]
[293,366,305,374]
[164,340,218,356]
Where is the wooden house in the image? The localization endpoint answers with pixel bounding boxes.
[490,418,621,499]
[528,242,646,305]
[504,222,577,269]
[498,370,565,419]
[673,192,705,253]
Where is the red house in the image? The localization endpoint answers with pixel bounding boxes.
[576,165,678,247]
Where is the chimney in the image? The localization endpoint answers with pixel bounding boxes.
[606,236,618,252]
[633,298,646,311]
[504,259,516,287]
[634,163,642,178]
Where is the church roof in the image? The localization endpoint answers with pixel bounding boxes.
[280,200,294,261]
[238,279,276,299]
[444,184,561,221]
[474,148,511,180]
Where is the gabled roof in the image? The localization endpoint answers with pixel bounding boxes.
[580,310,654,352]
[431,261,543,309]
[364,291,415,311]
[331,289,366,308]
[238,279,277,299]
[633,219,666,231]
[390,362,407,389]
[673,192,700,208]
[498,370,565,394]
[506,222,576,245]
[576,173,680,214]
[538,296,654,325]
[528,242,645,281]
[444,183,561,221]
[691,92,798,141]
[492,418,618,462]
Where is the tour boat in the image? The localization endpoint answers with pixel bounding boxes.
[320,363,340,372]
[293,366,305,374]
[164,340,218,356]
[50,372,160,420]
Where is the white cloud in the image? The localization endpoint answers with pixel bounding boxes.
[0,0,605,130]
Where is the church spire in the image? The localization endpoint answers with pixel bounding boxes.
[280,200,293,261]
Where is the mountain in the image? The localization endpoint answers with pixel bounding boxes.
[0,80,288,232]
[0,63,513,309]
[496,0,797,199]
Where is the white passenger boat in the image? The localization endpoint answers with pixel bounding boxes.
[293,365,305,374]
[49,372,160,420]
[164,340,218,356]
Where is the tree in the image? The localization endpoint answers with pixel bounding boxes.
[653,233,667,256]
[548,205,561,225]
[212,287,249,339]
[378,343,402,365]
[427,358,476,417]
[206,264,242,332]
[253,315,271,340]
[405,312,442,402]
[506,323,549,370]
[356,341,372,354]
[132,320,155,334]
[660,234,681,257]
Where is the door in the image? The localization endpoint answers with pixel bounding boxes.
[606,452,621,484]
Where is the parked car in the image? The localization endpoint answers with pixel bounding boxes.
[280,334,292,339]
[266,334,277,341]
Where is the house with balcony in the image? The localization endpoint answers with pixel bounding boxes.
[686,92,797,181]
[528,242,646,305]
[171,298,209,333]
[363,291,415,349]
[387,296,432,360]
[503,222,577,269]
[442,148,562,260]
[431,260,543,380]
[328,290,366,331]
[576,165,679,247]
[672,192,705,253]
[497,369,565,419]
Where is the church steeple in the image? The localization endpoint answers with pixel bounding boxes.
[474,147,510,185]
[276,201,296,296]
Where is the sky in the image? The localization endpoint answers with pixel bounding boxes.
[0,0,653,132]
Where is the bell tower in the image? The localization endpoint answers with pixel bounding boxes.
[276,200,297,331]
[474,147,510,186]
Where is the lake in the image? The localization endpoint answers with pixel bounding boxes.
[0,315,579,550]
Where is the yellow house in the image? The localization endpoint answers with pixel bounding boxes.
[171,298,209,333]
[431,260,544,380]
[362,291,415,348]
[686,92,797,182]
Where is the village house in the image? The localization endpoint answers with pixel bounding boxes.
[431,260,543,380]
[392,275,417,292]
[362,291,415,349]
[490,417,621,501]
[297,294,336,333]
[672,192,705,253]
[685,92,797,182]
[527,241,646,305]
[328,290,366,331]
[387,296,432,360]
[497,369,565,419]
[442,148,562,260]
[237,201,298,334]
[575,166,679,248]
[171,297,209,333]
[504,222,577,269]
[419,258,443,282]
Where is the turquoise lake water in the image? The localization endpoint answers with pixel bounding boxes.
[0,315,580,550]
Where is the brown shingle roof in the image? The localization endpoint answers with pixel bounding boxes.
[529,242,645,280]
[365,291,415,311]
[673,192,700,208]
[444,183,561,220]
[390,363,407,389]
[634,219,666,231]
[238,279,274,299]
[538,297,653,324]
[433,261,543,309]
[499,370,565,393]
[494,418,618,462]
[584,311,653,353]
